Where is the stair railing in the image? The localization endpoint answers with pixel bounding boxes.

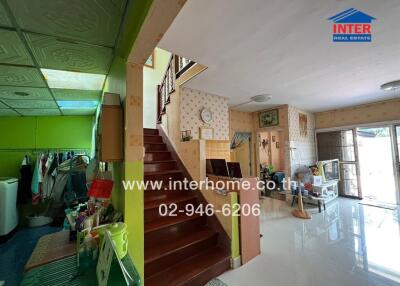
[157,54,196,123]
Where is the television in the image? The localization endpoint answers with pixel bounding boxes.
[317,159,340,182]
[206,159,213,175]
[227,162,243,178]
[207,159,229,177]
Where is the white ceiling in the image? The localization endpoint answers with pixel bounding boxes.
[159,0,400,112]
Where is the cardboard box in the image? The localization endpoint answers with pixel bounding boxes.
[103,92,120,106]
[313,176,323,186]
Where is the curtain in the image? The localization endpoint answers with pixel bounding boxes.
[230,132,251,150]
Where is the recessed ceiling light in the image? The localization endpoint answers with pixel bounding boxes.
[41,69,106,90]
[57,100,98,109]
[380,80,400,91]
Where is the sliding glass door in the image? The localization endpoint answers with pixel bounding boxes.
[394,126,400,203]
[317,125,400,204]
[357,127,397,204]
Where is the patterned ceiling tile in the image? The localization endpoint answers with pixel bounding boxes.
[0,30,33,65]
[26,33,112,74]
[52,89,101,101]
[3,99,58,109]
[0,2,12,27]
[0,101,8,108]
[17,109,60,116]
[9,0,127,47]
[0,65,46,87]
[62,109,97,116]
[0,109,19,117]
[0,86,53,100]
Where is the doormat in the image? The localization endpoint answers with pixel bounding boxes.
[205,278,228,286]
[359,201,397,210]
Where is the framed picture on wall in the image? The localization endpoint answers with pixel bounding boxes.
[199,127,213,140]
[299,113,308,137]
[259,109,279,128]
[144,51,155,68]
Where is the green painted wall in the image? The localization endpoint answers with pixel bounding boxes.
[102,56,145,282]
[0,116,93,178]
[124,162,144,281]
[102,55,127,213]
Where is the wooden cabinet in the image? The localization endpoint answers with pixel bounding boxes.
[100,105,123,162]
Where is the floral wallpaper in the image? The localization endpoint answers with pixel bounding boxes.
[229,110,254,138]
[180,87,229,140]
[315,98,400,129]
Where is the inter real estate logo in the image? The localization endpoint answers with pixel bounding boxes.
[328,8,376,42]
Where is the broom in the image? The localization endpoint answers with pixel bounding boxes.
[292,178,311,219]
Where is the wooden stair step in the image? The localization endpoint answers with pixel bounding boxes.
[144,135,164,143]
[144,151,172,162]
[144,170,183,182]
[145,228,218,277]
[145,227,216,262]
[144,160,177,172]
[145,213,202,234]
[144,160,176,164]
[145,214,206,246]
[145,142,168,151]
[144,190,192,202]
[144,170,182,175]
[144,194,197,210]
[144,128,159,135]
[145,247,231,286]
[144,194,197,223]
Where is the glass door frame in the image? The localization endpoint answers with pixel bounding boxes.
[316,123,400,204]
[390,125,400,204]
[315,128,362,199]
[341,128,363,199]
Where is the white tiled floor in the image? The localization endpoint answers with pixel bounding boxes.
[218,198,400,286]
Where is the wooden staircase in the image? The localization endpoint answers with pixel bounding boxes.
[144,128,231,286]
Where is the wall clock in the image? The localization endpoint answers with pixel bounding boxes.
[200,108,213,123]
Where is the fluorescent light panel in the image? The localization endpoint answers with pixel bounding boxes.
[41,69,106,90]
[57,100,98,109]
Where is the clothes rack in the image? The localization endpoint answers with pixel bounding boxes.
[0,148,89,153]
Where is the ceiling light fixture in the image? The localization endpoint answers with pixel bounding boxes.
[41,69,106,90]
[250,94,272,102]
[57,100,98,109]
[14,91,29,97]
[380,80,400,91]
[232,94,272,108]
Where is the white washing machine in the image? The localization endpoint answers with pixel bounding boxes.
[0,177,18,238]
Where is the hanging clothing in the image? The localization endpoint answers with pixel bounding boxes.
[31,157,40,204]
[230,132,251,150]
[18,155,33,204]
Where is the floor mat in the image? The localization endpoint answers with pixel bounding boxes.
[25,231,75,272]
[359,201,397,210]
[21,255,93,286]
[205,278,228,286]
[0,226,61,286]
